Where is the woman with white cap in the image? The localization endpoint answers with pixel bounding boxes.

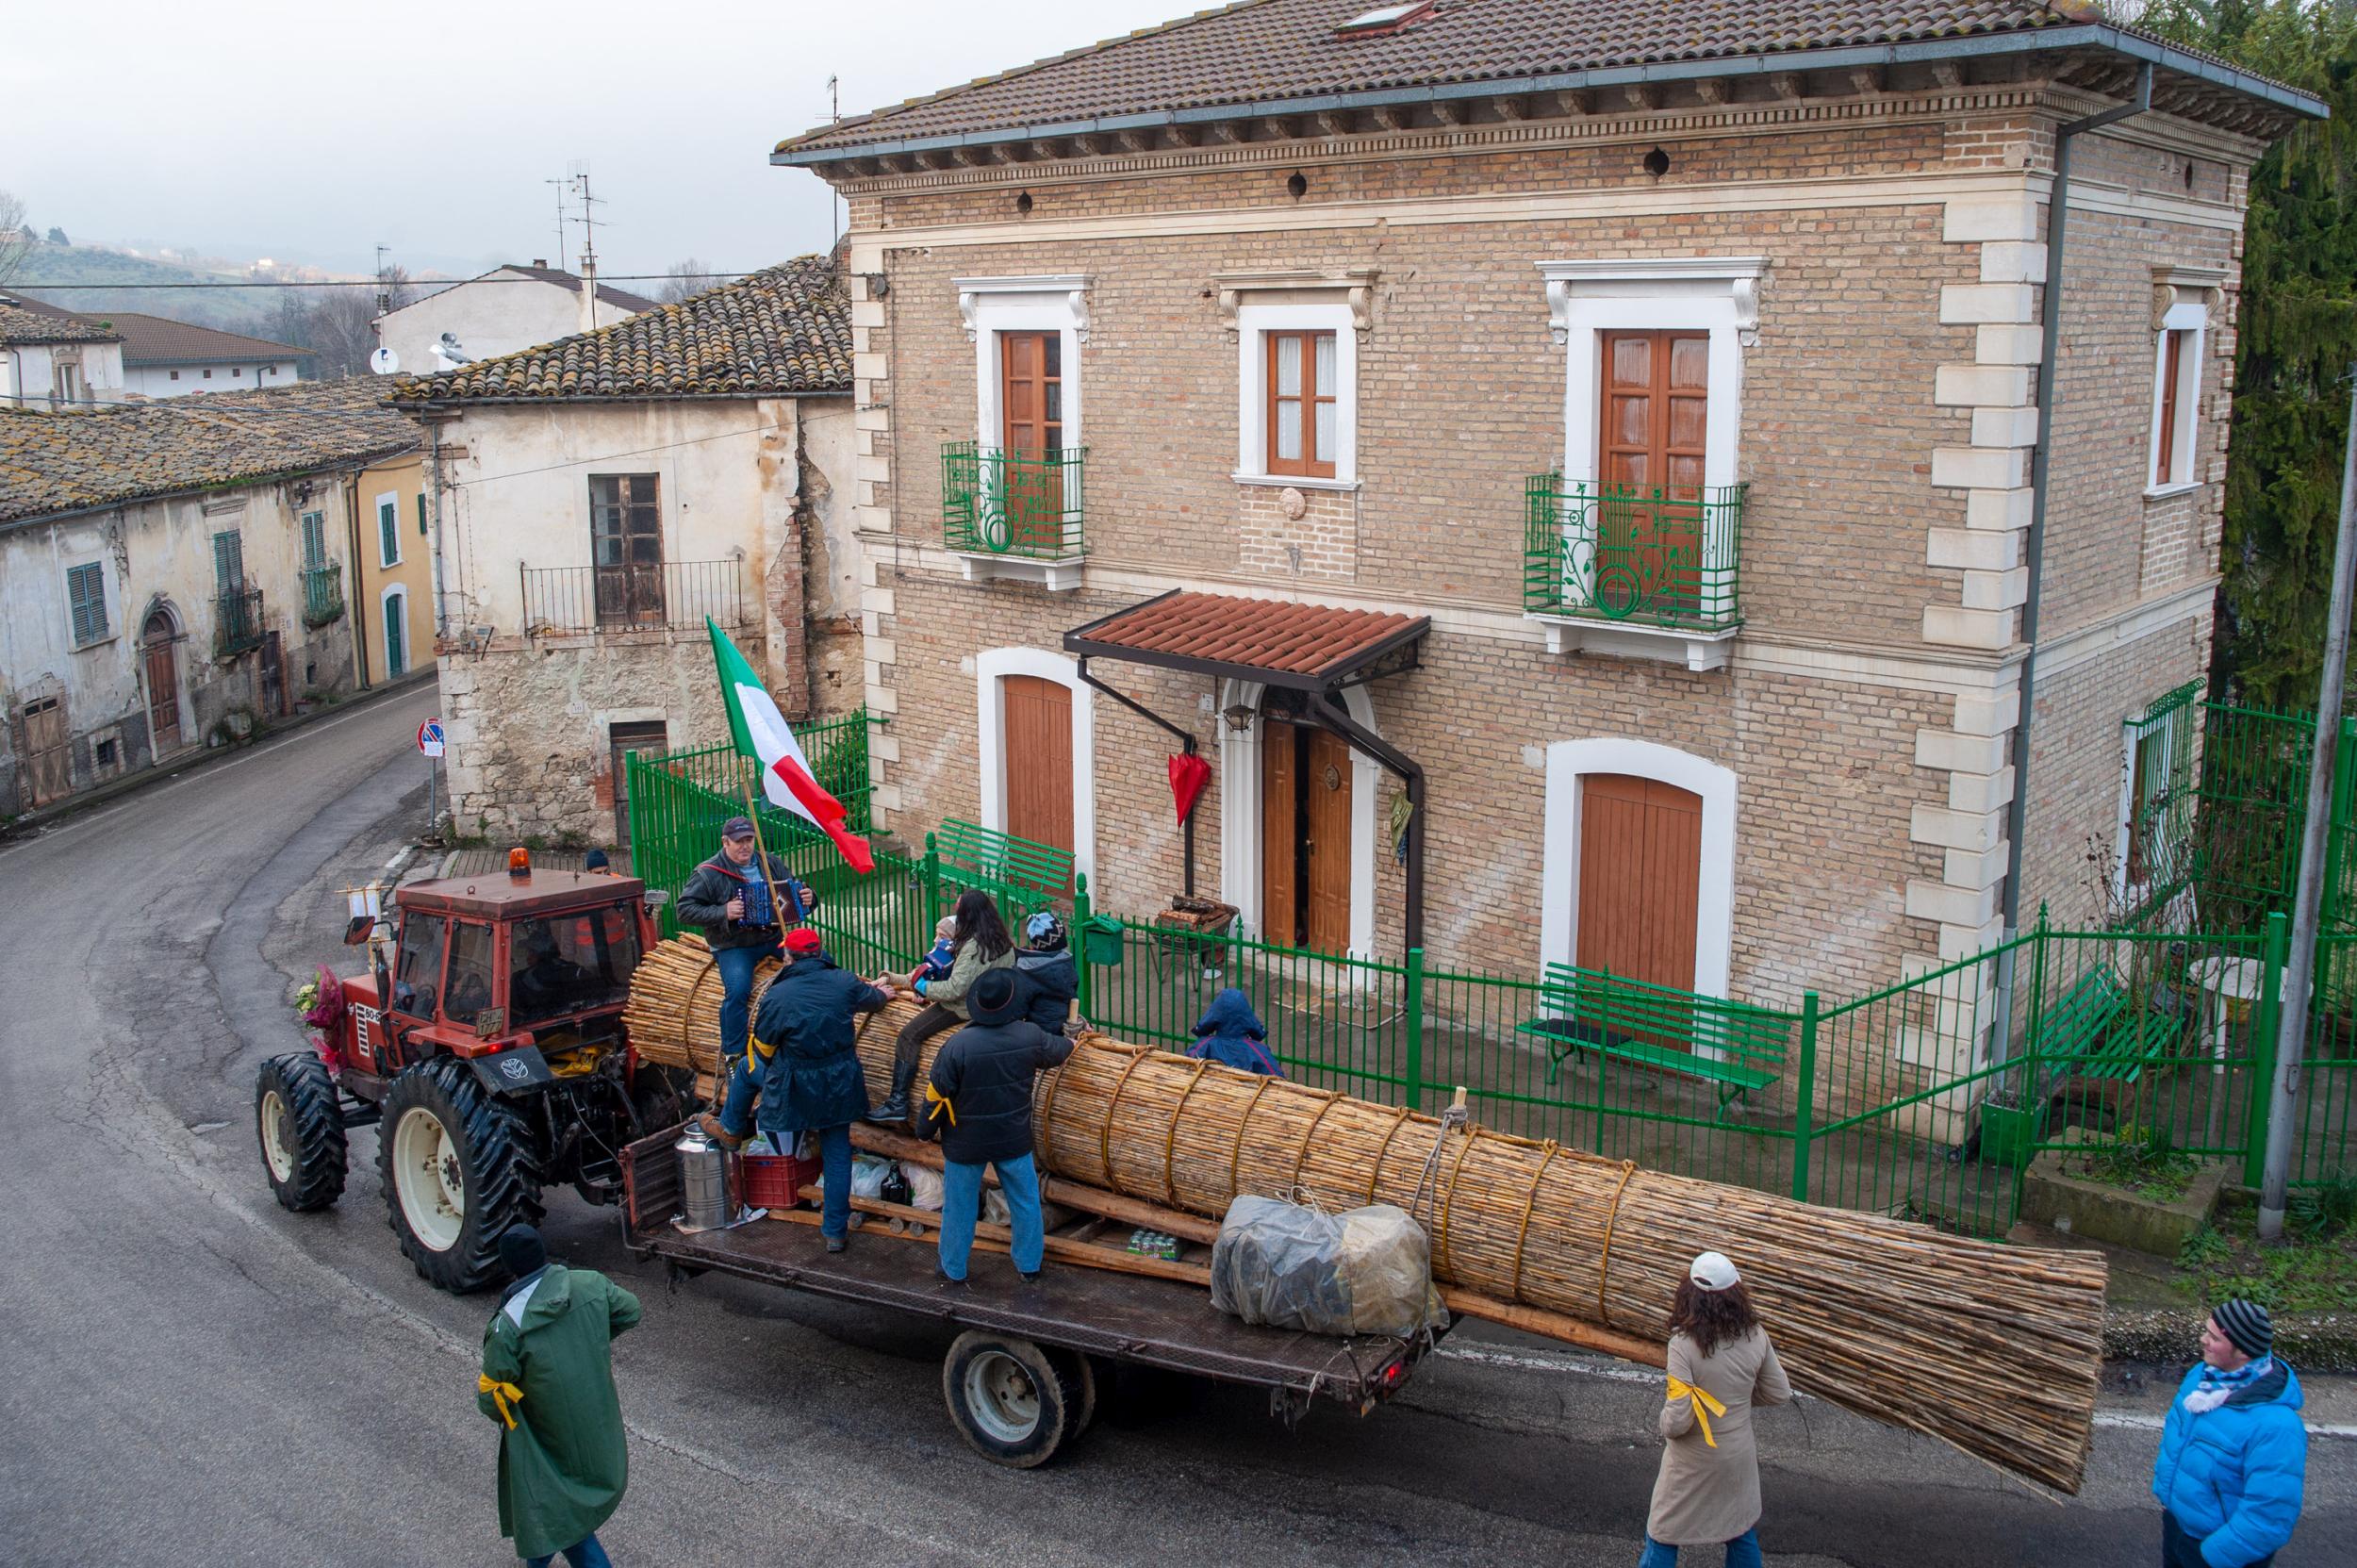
[1640,1251,1792,1567]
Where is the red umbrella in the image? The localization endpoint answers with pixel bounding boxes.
[1168,752,1211,824]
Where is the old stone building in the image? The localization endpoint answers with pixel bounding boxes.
[0,380,418,815]
[772,0,2317,1100]
[387,257,859,849]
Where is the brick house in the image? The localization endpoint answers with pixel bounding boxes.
[387,258,861,849]
[771,2,2316,1061]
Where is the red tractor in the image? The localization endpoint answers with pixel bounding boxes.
[254,855,690,1292]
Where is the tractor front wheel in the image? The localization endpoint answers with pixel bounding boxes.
[377,1057,543,1293]
[255,1053,347,1212]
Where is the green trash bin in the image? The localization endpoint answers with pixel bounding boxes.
[1080,915,1126,967]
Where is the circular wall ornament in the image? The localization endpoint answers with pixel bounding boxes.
[1279,486,1309,520]
[1322,764,1343,791]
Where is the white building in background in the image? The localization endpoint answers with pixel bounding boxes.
[106,313,312,397]
[373,261,658,375]
[0,298,125,408]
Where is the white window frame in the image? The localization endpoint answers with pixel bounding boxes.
[2146,301,2207,498]
[1538,736,1739,1001]
[375,491,402,568]
[957,275,1089,455]
[1215,677,1381,961]
[2113,699,2195,910]
[1234,302,1360,488]
[63,558,111,649]
[973,646,1096,887]
[381,585,410,678]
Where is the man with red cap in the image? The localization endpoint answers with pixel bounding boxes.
[697,929,898,1251]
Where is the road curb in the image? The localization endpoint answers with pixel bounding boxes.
[0,668,438,840]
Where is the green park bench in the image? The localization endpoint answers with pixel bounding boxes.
[1516,960,1793,1117]
[931,818,1075,915]
[2026,966,2179,1086]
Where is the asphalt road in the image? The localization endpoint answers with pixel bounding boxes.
[0,685,2348,1566]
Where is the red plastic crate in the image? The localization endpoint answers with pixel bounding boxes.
[738,1150,819,1211]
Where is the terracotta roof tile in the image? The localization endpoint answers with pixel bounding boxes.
[779,0,2094,155]
[97,311,313,366]
[388,256,849,405]
[0,298,123,346]
[0,380,418,527]
[1071,590,1426,681]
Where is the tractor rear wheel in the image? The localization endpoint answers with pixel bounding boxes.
[377,1057,543,1293]
[255,1053,347,1212]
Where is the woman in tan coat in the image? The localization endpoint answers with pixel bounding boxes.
[1641,1251,1792,1568]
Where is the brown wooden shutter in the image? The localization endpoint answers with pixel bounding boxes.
[1001,675,1075,862]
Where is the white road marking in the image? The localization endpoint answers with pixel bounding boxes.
[1439,1343,2356,1439]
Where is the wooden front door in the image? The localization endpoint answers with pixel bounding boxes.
[1598,331,1709,618]
[1576,773,1703,1023]
[590,474,665,627]
[609,720,668,850]
[21,698,69,807]
[1261,718,1352,952]
[997,331,1064,552]
[1001,675,1074,864]
[142,610,181,751]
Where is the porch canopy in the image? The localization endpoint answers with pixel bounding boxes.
[1063,589,1431,951]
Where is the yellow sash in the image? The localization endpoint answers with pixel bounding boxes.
[923,1082,957,1127]
[478,1375,525,1430]
[1667,1376,1727,1448]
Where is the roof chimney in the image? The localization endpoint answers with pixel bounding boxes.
[532,257,547,269]
[578,255,601,335]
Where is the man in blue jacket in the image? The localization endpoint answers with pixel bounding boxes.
[2151,1297,2306,1567]
[695,928,896,1252]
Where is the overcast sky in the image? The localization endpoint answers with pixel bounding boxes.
[3,0,1185,281]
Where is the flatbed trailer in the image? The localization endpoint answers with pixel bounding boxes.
[619,1128,1442,1466]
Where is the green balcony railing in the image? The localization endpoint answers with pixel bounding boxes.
[1524,473,1747,633]
[943,442,1086,560]
[301,565,344,627]
[214,586,264,658]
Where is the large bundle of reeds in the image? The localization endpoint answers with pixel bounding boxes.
[627,936,2108,1493]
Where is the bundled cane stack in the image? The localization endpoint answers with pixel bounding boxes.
[626,935,2109,1493]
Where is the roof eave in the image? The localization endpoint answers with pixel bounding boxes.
[0,441,420,535]
[384,387,851,412]
[771,23,2323,166]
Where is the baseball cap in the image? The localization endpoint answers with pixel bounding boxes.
[1689,1251,1740,1292]
[783,927,823,955]
[722,817,757,841]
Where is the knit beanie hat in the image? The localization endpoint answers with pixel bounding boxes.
[497,1224,547,1281]
[2213,1297,2272,1360]
[1689,1251,1740,1292]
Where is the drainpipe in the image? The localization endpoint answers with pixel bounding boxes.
[1992,62,2153,1066]
[428,420,451,641]
[1074,656,1199,895]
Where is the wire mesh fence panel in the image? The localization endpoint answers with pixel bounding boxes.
[2296,932,2357,1186]
[1082,921,1411,1102]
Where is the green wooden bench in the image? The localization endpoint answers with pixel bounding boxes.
[2027,966,2179,1085]
[931,818,1075,914]
[1515,961,1794,1117]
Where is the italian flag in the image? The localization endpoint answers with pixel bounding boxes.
[708,619,874,873]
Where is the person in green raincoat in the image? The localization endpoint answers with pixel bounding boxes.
[477,1226,641,1567]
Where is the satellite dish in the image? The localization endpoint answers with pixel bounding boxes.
[369,346,399,375]
[432,331,474,368]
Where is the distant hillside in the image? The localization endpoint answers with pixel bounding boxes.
[8,242,282,336]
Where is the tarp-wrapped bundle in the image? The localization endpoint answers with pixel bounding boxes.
[1211,1197,1446,1339]
[626,936,2109,1493]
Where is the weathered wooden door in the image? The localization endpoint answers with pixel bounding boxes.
[591,474,665,627]
[1576,772,1703,1017]
[1261,718,1353,952]
[1001,675,1073,865]
[1598,331,1709,618]
[143,609,181,751]
[997,331,1064,552]
[608,719,668,850]
[260,631,288,718]
[22,698,69,806]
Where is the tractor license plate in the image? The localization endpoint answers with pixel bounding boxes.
[470,1046,554,1097]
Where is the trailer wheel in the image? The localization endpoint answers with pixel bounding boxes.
[255,1053,347,1212]
[941,1331,1072,1468]
[378,1057,544,1294]
[1045,1346,1098,1438]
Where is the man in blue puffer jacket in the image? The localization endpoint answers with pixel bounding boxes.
[2151,1297,2306,1567]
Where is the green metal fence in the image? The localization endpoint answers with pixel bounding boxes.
[1523,472,1746,632]
[2190,700,2357,934]
[624,726,2356,1237]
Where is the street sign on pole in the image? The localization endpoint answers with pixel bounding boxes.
[418,719,446,840]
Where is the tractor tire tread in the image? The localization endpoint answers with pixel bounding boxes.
[256,1053,348,1212]
[377,1056,544,1294]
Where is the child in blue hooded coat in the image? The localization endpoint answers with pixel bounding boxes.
[2151,1298,2306,1568]
[1186,988,1282,1077]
